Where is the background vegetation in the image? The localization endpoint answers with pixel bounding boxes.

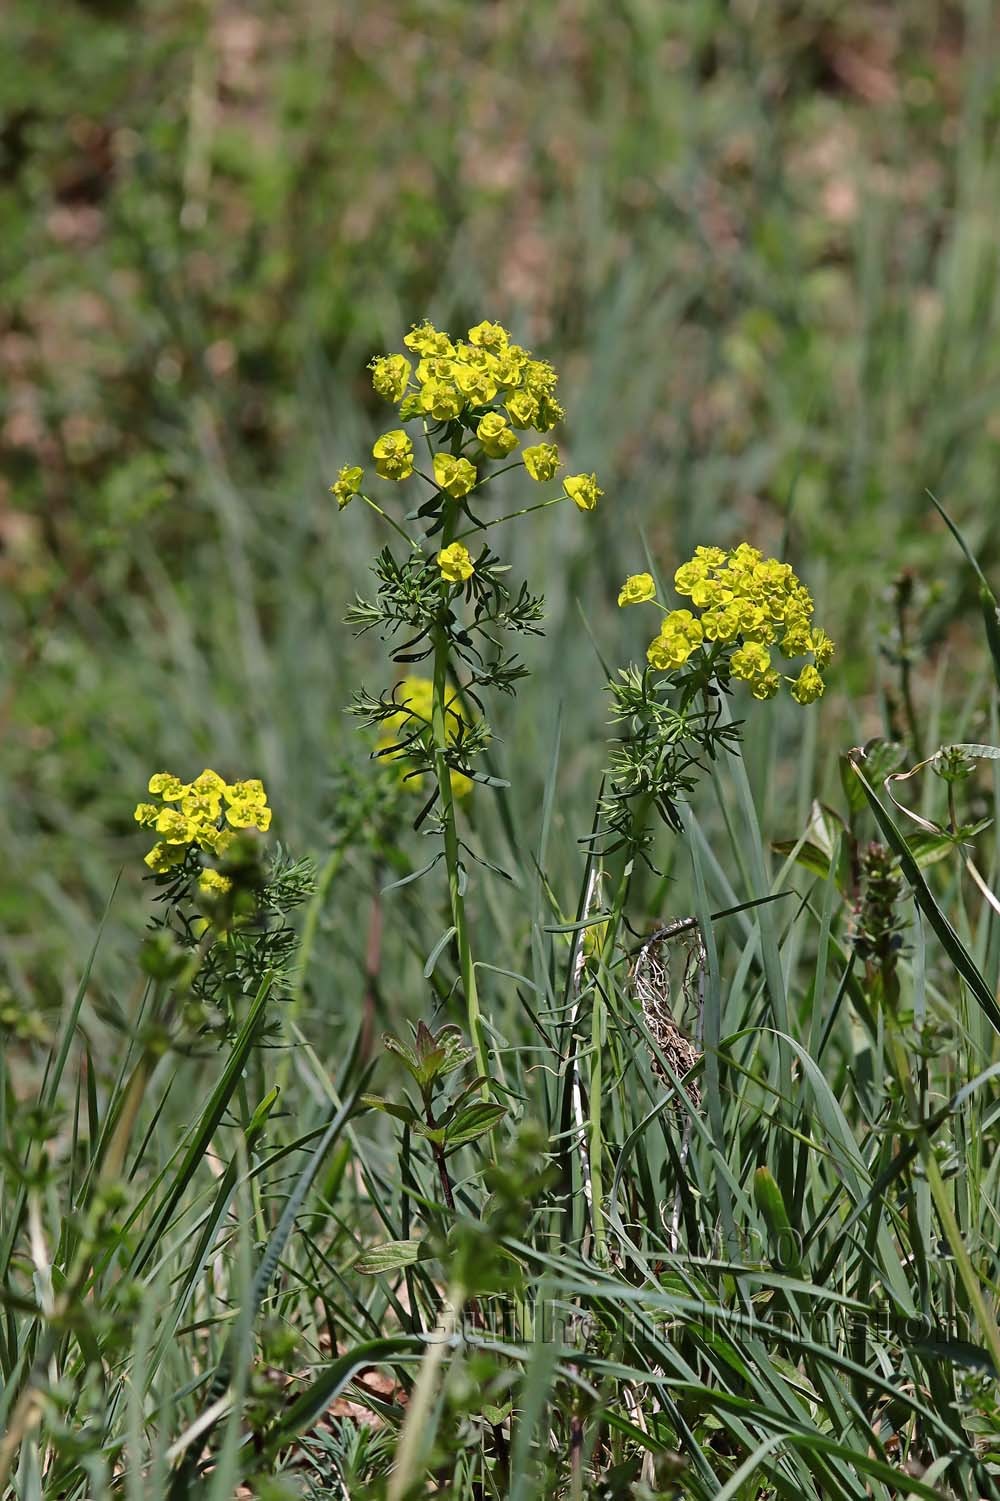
[4,2,1000,1497]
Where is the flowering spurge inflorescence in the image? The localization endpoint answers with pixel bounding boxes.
[604,545,833,847]
[334,318,602,538]
[335,318,603,1091]
[133,768,314,1040]
[338,317,602,804]
[618,543,835,704]
[134,768,272,890]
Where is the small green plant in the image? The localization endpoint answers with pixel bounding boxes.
[363,1020,505,1216]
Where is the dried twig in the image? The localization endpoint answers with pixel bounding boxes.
[631,918,706,1251]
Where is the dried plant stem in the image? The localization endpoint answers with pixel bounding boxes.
[590,794,656,1262]
[569,866,599,1236]
[633,917,704,1250]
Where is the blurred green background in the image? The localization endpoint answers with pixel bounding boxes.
[4,0,1000,999]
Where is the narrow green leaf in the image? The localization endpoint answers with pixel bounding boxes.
[443,1101,506,1148]
[928,490,1000,689]
[357,1240,427,1274]
[360,1093,419,1127]
[770,839,832,881]
[423,925,456,977]
[753,1167,802,1275]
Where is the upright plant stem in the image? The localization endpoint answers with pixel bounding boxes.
[431,609,490,1101]
[426,435,492,1099]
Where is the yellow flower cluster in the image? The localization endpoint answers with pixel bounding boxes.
[477,411,518,458]
[437,541,475,583]
[647,610,706,673]
[618,573,656,607]
[135,769,272,878]
[370,318,566,434]
[376,676,473,798]
[564,473,602,511]
[433,453,477,499]
[330,465,363,508]
[624,544,834,704]
[342,320,601,516]
[523,443,560,482]
[373,430,414,482]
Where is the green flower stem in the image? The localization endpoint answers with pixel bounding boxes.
[431,579,491,1103]
[461,458,526,491]
[360,494,419,550]
[455,492,567,538]
[604,794,654,950]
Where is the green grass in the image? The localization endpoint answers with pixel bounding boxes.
[4,1,1000,1496]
